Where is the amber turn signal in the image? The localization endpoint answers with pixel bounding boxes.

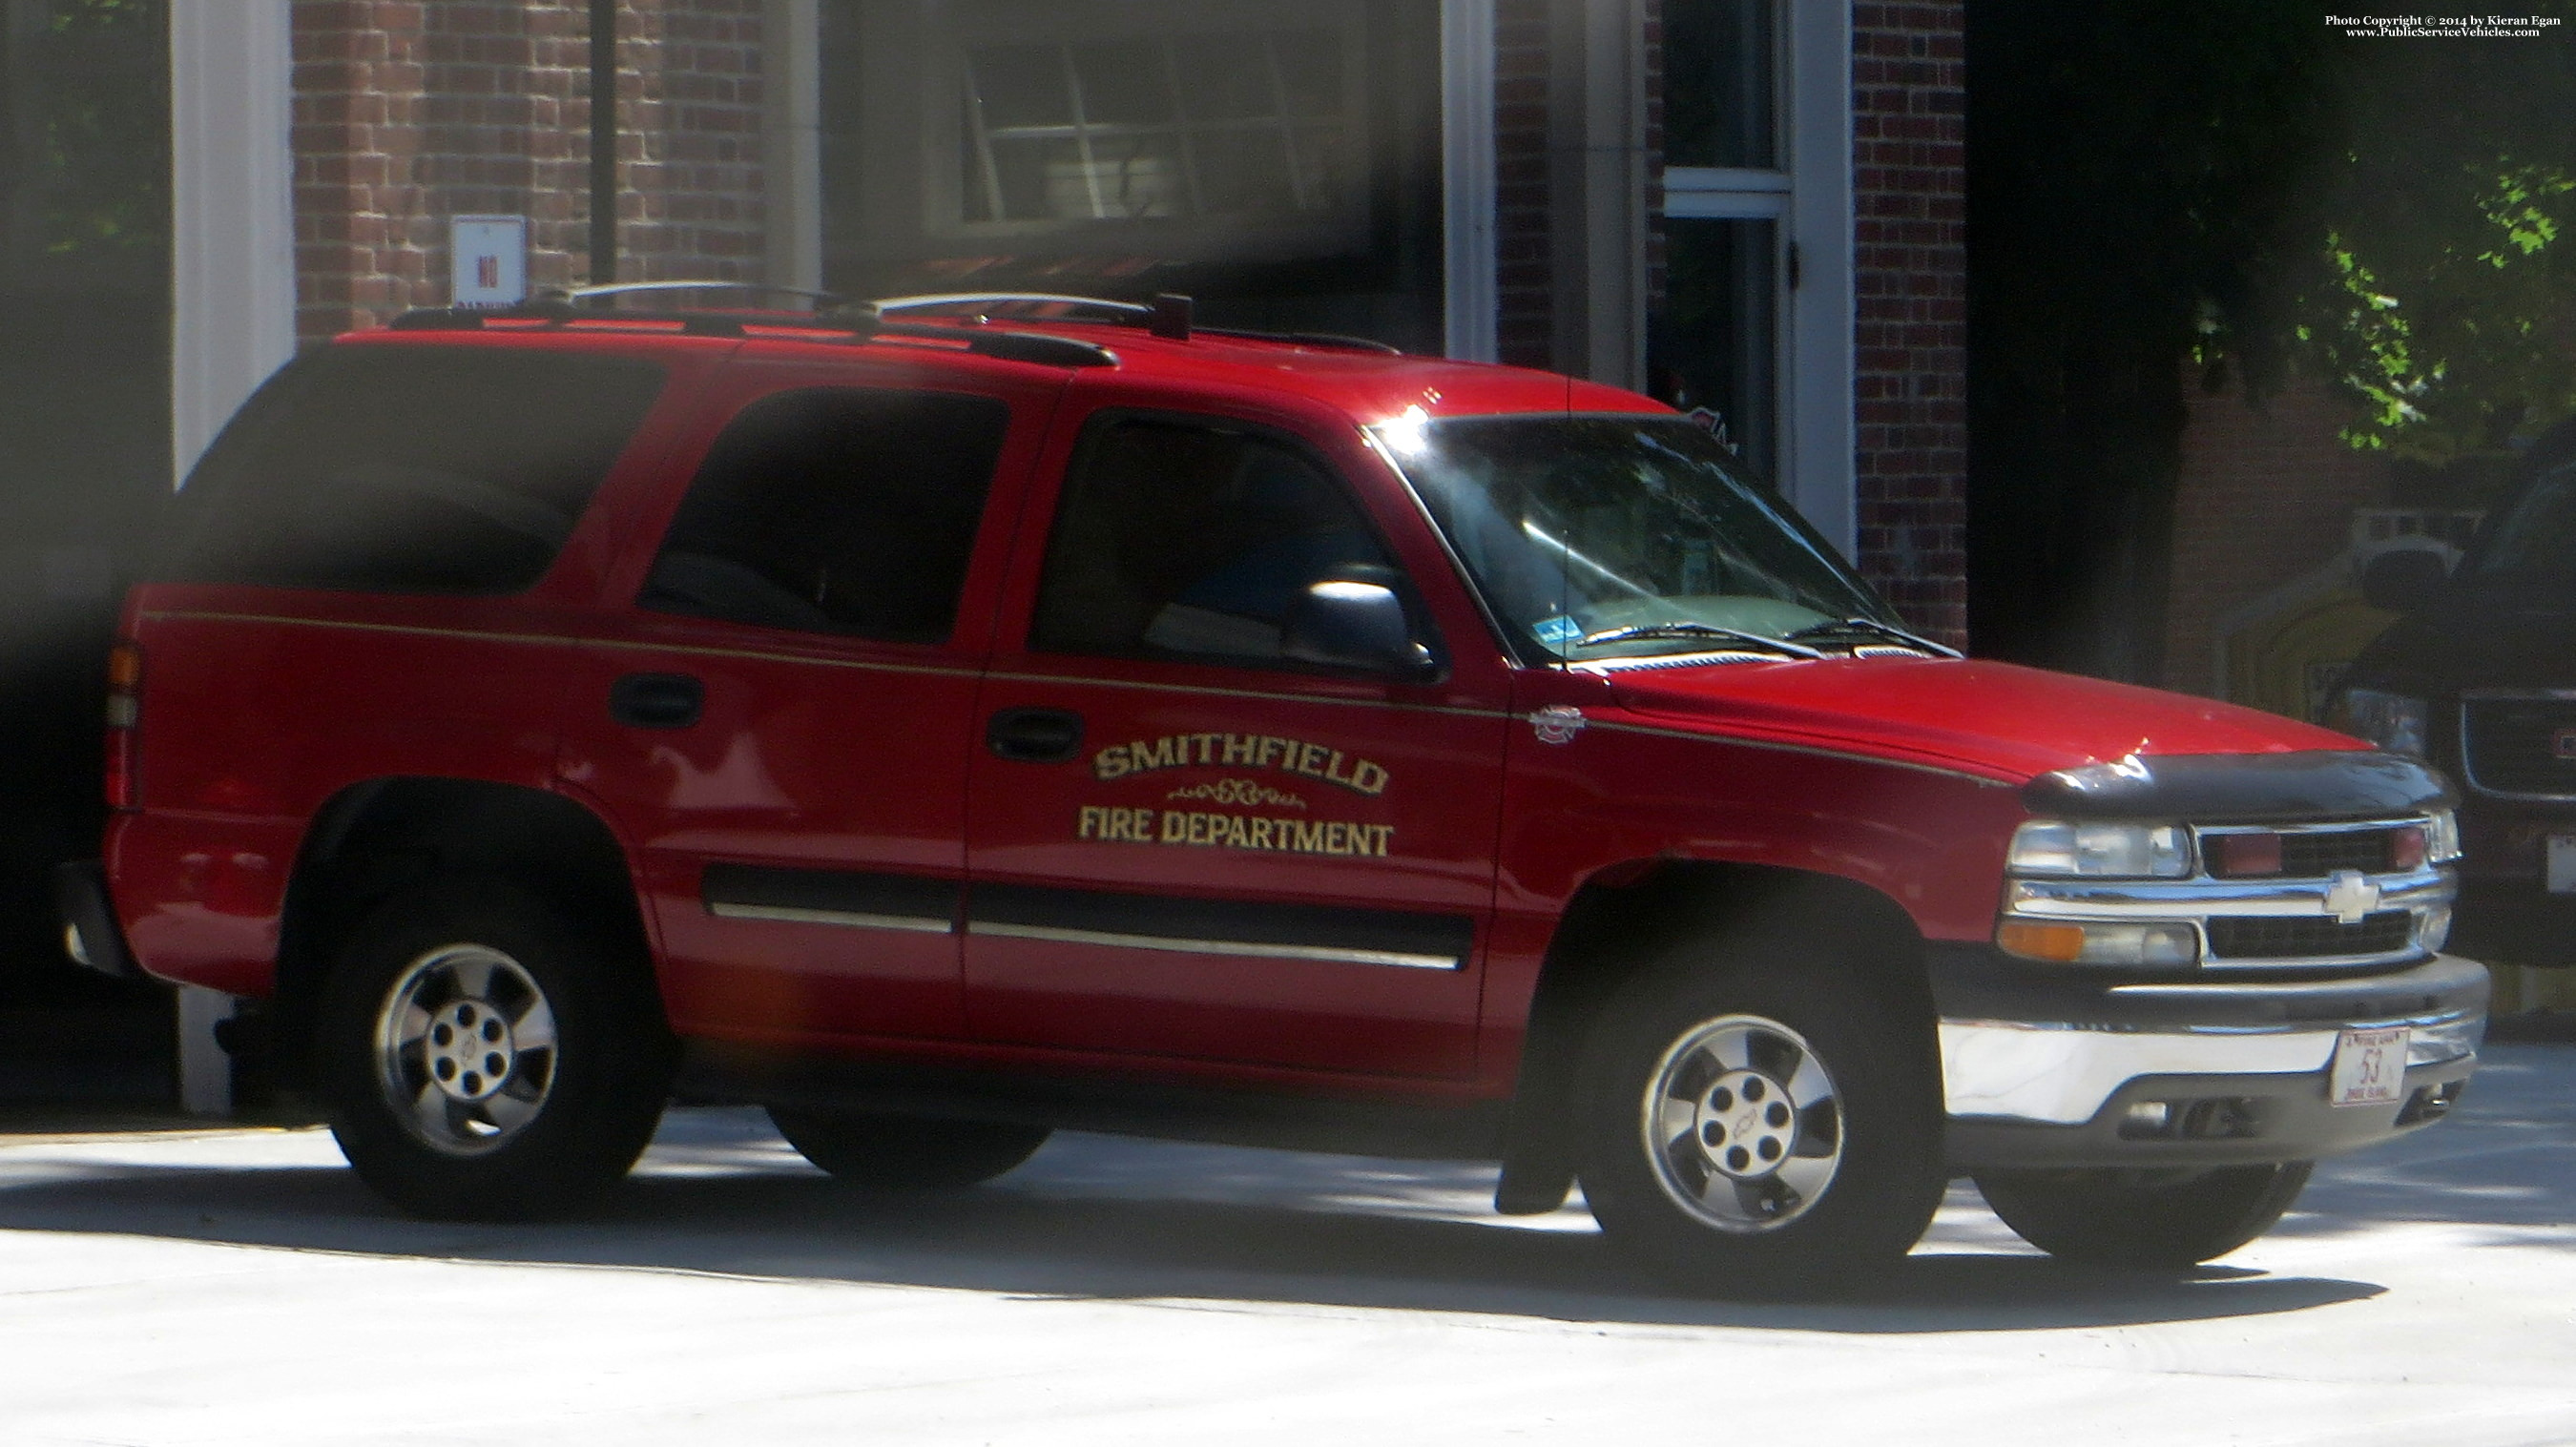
[1995,920,2088,962]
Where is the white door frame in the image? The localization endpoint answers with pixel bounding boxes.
[169,1,296,1115]
[1662,2,1854,557]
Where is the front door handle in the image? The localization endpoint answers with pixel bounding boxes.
[987,707,1084,763]
[611,672,704,729]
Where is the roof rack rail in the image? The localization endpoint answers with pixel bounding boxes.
[869,291,1401,354]
[1203,328,1402,356]
[874,292,1152,320]
[560,280,850,307]
[383,300,1118,368]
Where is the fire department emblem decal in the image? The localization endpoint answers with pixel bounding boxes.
[1530,706,1586,746]
[2553,727,2576,761]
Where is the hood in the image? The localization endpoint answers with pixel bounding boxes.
[1606,656,2360,783]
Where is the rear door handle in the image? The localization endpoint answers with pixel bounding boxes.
[611,672,704,729]
[987,707,1084,763]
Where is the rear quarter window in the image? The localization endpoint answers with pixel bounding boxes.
[158,345,667,594]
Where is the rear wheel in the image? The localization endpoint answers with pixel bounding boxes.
[767,1107,1050,1190]
[319,879,673,1220]
[1573,930,1945,1296]
[1975,1162,2314,1269]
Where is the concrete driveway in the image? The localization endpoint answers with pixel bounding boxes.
[1,1044,2570,1446]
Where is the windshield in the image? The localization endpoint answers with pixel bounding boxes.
[2464,458,2576,599]
[1378,414,1894,662]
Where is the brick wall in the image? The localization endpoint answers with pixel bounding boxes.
[290,0,766,347]
[1849,1,1967,646]
[2162,379,2390,697]
[606,0,766,284]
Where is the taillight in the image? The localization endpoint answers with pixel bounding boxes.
[104,640,140,810]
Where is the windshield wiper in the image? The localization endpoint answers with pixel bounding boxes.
[1575,623,1825,658]
[1782,616,1963,658]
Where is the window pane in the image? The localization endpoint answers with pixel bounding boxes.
[1665,0,1777,170]
[643,388,1008,643]
[163,348,665,594]
[823,0,1446,353]
[1031,419,1396,665]
[962,29,1351,224]
[1660,217,1779,481]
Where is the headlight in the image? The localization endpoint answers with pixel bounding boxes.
[2423,809,2462,863]
[2336,688,2431,755]
[2007,819,2192,878]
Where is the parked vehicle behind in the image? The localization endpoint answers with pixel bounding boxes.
[59,289,2485,1293]
[2336,418,2576,968]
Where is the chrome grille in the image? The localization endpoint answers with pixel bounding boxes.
[2206,910,2416,961]
[2278,829,2397,876]
[2462,694,2576,798]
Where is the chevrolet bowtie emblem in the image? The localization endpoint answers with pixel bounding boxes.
[2322,869,2382,925]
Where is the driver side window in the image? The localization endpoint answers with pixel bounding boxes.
[1030,417,1403,667]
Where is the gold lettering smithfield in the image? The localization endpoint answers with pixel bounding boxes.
[1090,733,1390,796]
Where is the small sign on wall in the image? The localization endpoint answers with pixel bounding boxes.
[450,216,529,307]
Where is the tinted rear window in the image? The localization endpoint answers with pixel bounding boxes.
[641,387,1009,643]
[159,345,667,593]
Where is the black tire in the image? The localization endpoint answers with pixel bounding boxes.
[318,877,675,1220]
[766,1107,1051,1190]
[1572,928,1946,1296]
[1975,1161,2315,1270]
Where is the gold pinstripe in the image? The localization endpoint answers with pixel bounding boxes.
[1583,717,2015,785]
[979,669,1510,719]
[139,610,2011,781]
[138,610,981,681]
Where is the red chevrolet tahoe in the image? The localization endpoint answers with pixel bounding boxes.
[59,290,2487,1292]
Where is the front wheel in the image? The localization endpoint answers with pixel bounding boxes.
[1573,933,1946,1296]
[318,879,674,1220]
[1975,1162,2314,1269]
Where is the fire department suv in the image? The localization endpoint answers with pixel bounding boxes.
[60,290,2486,1291]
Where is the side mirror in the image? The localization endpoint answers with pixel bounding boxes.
[1280,580,1437,676]
[2361,548,2448,613]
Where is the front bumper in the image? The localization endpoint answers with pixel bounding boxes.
[1931,947,2487,1169]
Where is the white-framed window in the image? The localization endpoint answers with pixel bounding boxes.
[945,22,1367,243]
[815,0,1450,352]
[836,0,1378,267]
[1659,0,1854,555]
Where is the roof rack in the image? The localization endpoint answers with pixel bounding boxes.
[871,291,1402,355]
[385,294,1119,369]
[384,281,1403,362]
[566,279,850,307]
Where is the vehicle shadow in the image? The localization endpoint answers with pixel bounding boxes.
[2266,1043,2576,1241]
[0,1114,2386,1335]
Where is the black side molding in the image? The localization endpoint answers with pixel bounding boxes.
[700,863,960,930]
[52,861,140,981]
[2021,751,2456,824]
[968,883,1474,968]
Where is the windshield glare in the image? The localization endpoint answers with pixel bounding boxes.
[1380,415,1892,661]
[2467,459,2576,597]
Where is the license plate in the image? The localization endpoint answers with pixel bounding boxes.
[2548,836,2576,894]
[2330,1025,2409,1107]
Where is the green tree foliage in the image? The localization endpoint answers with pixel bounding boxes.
[1965,0,2342,677]
[1968,2,2576,675]
[2290,20,2576,464]
[1,0,166,272]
